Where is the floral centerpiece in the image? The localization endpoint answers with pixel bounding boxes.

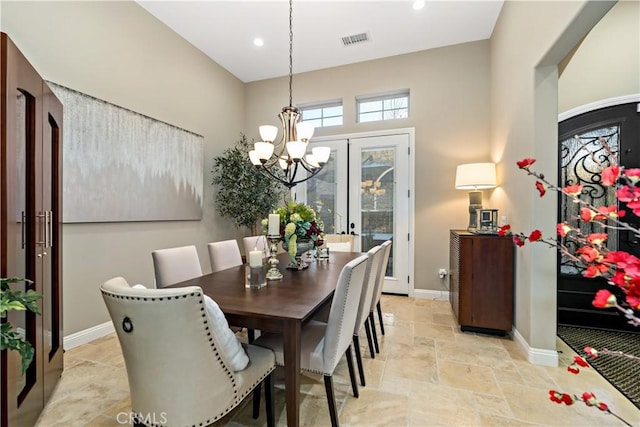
[263,201,324,266]
[500,136,638,426]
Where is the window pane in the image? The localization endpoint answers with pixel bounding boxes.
[306,151,338,233]
[305,118,322,127]
[359,101,381,114]
[303,108,321,120]
[360,111,382,122]
[323,116,343,127]
[324,105,343,117]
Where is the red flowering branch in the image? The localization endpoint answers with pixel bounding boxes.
[548,390,632,426]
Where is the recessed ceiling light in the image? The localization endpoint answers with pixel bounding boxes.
[253,37,264,47]
[412,1,425,11]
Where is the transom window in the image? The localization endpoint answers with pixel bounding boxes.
[357,90,409,123]
[299,100,343,128]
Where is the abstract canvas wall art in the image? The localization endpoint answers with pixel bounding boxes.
[49,83,203,222]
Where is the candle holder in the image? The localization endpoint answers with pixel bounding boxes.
[266,235,283,280]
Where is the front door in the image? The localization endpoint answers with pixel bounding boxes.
[295,129,413,295]
[558,102,640,332]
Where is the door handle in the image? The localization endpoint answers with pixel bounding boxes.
[21,211,26,249]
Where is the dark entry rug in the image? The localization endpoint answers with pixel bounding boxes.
[557,325,640,409]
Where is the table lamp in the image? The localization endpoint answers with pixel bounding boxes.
[455,162,497,231]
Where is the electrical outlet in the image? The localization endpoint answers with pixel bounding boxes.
[438,268,447,279]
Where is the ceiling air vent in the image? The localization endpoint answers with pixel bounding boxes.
[341,32,369,47]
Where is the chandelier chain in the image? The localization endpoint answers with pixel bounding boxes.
[288,0,293,107]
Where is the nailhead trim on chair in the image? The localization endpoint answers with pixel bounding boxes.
[102,289,276,427]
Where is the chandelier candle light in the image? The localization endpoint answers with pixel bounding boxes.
[248,0,331,188]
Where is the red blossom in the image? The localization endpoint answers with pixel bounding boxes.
[625,168,640,184]
[601,166,620,186]
[556,223,572,237]
[513,234,525,247]
[586,233,608,245]
[616,185,640,203]
[596,402,609,411]
[567,365,580,374]
[498,224,511,236]
[583,264,609,278]
[549,390,563,403]
[584,347,598,358]
[596,205,626,219]
[561,393,574,405]
[562,184,583,197]
[592,289,617,308]
[576,246,599,262]
[580,208,597,222]
[529,230,542,242]
[626,296,640,310]
[535,181,546,197]
[573,355,589,367]
[517,158,536,170]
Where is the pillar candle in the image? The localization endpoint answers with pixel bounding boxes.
[249,250,263,267]
[268,213,280,236]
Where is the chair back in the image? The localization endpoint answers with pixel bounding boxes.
[100,277,236,426]
[322,254,368,374]
[208,239,243,272]
[371,240,392,310]
[242,235,268,257]
[152,245,202,288]
[323,233,354,252]
[354,245,383,334]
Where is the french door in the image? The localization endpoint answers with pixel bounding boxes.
[294,129,413,295]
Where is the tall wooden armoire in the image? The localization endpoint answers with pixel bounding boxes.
[1,32,64,427]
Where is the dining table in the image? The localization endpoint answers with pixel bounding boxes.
[168,251,363,427]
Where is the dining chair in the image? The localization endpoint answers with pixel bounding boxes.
[208,239,243,272]
[323,233,355,252]
[242,235,268,259]
[100,277,276,427]
[370,240,392,353]
[254,254,369,427]
[151,245,203,288]
[353,245,384,386]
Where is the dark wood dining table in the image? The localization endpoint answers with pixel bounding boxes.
[168,251,362,427]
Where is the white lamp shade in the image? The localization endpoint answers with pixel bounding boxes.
[312,146,331,163]
[286,141,306,159]
[278,157,288,169]
[248,150,261,165]
[455,162,497,189]
[259,125,278,142]
[305,154,319,168]
[296,122,315,141]
[255,142,275,160]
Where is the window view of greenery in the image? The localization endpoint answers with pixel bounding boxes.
[305,152,340,233]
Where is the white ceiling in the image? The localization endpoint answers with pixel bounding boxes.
[137,1,504,83]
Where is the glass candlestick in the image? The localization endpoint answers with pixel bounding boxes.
[266,235,283,280]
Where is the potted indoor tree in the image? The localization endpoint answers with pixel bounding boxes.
[0,277,42,374]
[212,133,286,234]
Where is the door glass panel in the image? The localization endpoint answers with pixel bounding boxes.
[560,126,619,275]
[306,152,339,234]
[360,148,395,276]
[14,91,28,394]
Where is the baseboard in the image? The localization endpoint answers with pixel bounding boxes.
[512,327,559,367]
[413,288,450,300]
[63,321,114,351]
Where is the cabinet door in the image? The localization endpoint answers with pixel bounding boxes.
[1,34,45,427]
[41,83,63,402]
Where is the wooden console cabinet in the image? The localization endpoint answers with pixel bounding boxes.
[449,230,514,334]
[1,32,64,427]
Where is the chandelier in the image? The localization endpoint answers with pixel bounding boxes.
[248,0,330,189]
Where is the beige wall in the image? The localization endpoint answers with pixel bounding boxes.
[245,41,492,296]
[490,0,615,354]
[1,1,245,335]
[559,0,640,112]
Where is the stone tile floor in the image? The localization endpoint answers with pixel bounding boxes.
[36,296,639,426]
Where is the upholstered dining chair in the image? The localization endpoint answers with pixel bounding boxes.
[151,244,202,288]
[208,239,243,273]
[323,233,355,252]
[254,254,369,427]
[352,245,384,386]
[100,277,276,427]
[370,240,392,353]
[242,235,268,259]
